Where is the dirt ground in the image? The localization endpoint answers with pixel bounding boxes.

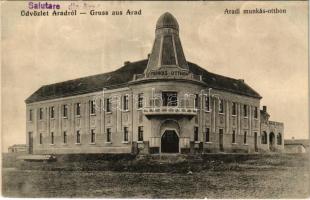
[2,153,310,198]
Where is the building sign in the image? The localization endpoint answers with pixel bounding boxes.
[145,69,190,79]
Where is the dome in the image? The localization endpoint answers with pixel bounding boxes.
[156,12,179,31]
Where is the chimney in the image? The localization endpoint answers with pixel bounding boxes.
[147,53,150,59]
[239,79,244,83]
[124,61,130,65]
[263,106,267,112]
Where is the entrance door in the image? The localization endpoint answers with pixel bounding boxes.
[254,132,258,152]
[161,130,179,153]
[28,132,33,154]
[219,129,224,151]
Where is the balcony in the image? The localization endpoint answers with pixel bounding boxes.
[143,106,197,116]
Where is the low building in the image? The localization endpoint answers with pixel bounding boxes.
[284,139,309,154]
[25,12,284,155]
[8,144,27,153]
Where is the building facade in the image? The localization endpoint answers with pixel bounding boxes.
[25,12,284,155]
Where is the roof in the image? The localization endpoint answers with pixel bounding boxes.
[156,12,179,31]
[25,59,262,103]
[285,139,310,147]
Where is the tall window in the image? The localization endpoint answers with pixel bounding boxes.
[232,102,237,116]
[123,95,129,111]
[63,131,67,144]
[91,129,96,143]
[138,93,143,109]
[277,133,282,145]
[261,132,267,144]
[205,96,210,111]
[106,128,111,142]
[243,105,248,117]
[39,133,42,144]
[29,109,33,121]
[50,106,55,119]
[106,98,111,112]
[244,131,247,144]
[76,103,81,116]
[194,127,199,142]
[194,94,199,109]
[124,127,129,142]
[205,128,210,142]
[254,107,258,119]
[232,130,236,143]
[39,108,43,120]
[51,132,54,144]
[63,105,68,118]
[76,130,81,144]
[90,100,96,114]
[162,92,178,107]
[138,126,144,141]
[219,99,224,113]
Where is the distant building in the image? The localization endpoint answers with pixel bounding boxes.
[8,144,27,153]
[25,12,284,155]
[284,138,309,154]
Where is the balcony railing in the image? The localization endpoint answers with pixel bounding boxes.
[143,106,197,116]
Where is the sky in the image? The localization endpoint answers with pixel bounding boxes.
[1,1,308,152]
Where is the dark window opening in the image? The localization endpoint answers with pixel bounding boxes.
[162,92,178,107]
[205,128,210,142]
[138,126,144,141]
[194,127,199,142]
[124,127,128,142]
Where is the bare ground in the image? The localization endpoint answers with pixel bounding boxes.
[2,153,310,198]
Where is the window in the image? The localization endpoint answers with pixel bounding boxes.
[205,96,210,111]
[162,92,178,107]
[254,107,258,119]
[138,93,143,109]
[29,109,33,121]
[219,99,224,113]
[39,108,43,120]
[261,132,267,144]
[63,131,67,144]
[106,128,111,142]
[232,130,236,143]
[91,129,96,143]
[138,126,143,141]
[194,94,199,109]
[76,103,81,116]
[39,133,42,144]
[244,131,247,144]
[90,100,96,114]
[106,98,111,112]
[232,102,237,116]
[243,105,248,117]
[194,127,199,142]
[123,95,129,111]
[76,130,81,144]
[205,128,210,142]
[124,127,129,142]
[63,105,68,118]
[277,133,282,145]
[51,132,54,144]
[50,106,55,119]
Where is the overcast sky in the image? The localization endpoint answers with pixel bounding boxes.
[1,1,308,152]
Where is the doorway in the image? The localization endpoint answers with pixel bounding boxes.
[161,130,179,153]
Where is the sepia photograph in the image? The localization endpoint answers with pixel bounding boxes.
[1,1,309,198]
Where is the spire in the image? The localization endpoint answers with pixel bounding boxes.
[145,12,189,73]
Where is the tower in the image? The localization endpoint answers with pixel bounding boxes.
[145,12,189,73]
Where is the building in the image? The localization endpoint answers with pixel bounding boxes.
[284,138,309,154]
[25,12,284,155]
[8,144,27,153]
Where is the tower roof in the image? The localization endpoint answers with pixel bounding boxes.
[156,12,179,31]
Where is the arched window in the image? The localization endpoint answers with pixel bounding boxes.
[261,132,267,144]
[277,133,282,145]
